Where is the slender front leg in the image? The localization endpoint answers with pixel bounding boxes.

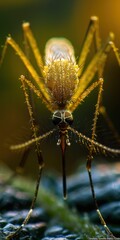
[7,75,45,239]
[71,78,104,155]
[88,78,103,155]
[86,163,116,239]
[86,78,116,238]
[19,75,55,112]
[7,158,44,240]
[69,78,103,113]
[20,73,45,228]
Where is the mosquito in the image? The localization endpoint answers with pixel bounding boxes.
[1,16,120,239]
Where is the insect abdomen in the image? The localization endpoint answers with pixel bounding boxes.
[44,38,79,108]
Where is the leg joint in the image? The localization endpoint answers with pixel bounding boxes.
[99,77,104,84]
[22,22,30,29]
[90,16,99,22]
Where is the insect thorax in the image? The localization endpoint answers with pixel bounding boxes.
[43,38,79,107]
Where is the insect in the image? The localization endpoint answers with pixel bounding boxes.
[1,16,120,239]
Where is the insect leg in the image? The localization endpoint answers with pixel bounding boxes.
[86,161,116,239]
[68,36,119,112]
[22,22,44,75]
[7,75,45,239]
[0,36,51,106]
[98,41,120,144]
[86,78,116,238]
[19,75,55,112]
[78,16,101,77]
[99,106,120,145]
[69,126,120,156]
[68,78,103,114]
[90,28,120,143]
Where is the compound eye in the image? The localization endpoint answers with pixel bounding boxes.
[65,116,73,125]
[65,111,73,125]
[52,111,62,125]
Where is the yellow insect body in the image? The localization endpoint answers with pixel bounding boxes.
[44,38,79,108]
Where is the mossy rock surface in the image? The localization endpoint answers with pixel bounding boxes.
[0,163,120,239]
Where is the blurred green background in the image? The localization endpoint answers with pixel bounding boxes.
[0,0,120,177]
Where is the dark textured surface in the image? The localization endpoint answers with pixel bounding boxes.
[66,164,120,236]
[0,163,120,239]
